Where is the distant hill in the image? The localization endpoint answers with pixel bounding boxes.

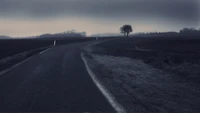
[0,35,12,39]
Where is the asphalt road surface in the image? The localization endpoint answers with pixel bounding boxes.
[0,42,115,112]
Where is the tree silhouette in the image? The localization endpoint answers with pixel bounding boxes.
[120,25,133,37]
[180,28,198,34]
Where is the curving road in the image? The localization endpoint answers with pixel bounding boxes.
[0,42,115,112]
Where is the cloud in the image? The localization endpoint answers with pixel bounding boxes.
[0,0,199,36]
[0,0,198,23]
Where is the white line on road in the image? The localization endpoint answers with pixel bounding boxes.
[0,47,52,76]
[0,54,33,76]
[81,53,127,113]
[39,48,52,55]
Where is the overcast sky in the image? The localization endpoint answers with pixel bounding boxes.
[0,0,199,37]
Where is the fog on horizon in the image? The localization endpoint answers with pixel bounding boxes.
[0,0,199,37]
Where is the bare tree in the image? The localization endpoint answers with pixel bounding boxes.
[120,25,133,37]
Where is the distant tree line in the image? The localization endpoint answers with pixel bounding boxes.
[179,28,200,35]
[134,32,178,36]
[129,27,200,37]
[38,30,86,38]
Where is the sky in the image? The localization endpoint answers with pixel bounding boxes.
[0,0,199,37]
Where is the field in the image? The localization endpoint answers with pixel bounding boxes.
[83,35,200,112]
[91,36,200,83]
[0,39,53,59]
[0,37,100,59]
[0,38,96,72]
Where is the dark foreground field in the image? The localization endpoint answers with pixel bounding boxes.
[0,39,53,72]
[0,39,53,59]
[0,38,96,59]
[92,36,200,83]
[0,38,95,72]
[83,36,200,112]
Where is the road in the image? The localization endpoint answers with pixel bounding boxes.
[0,42,115,112]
